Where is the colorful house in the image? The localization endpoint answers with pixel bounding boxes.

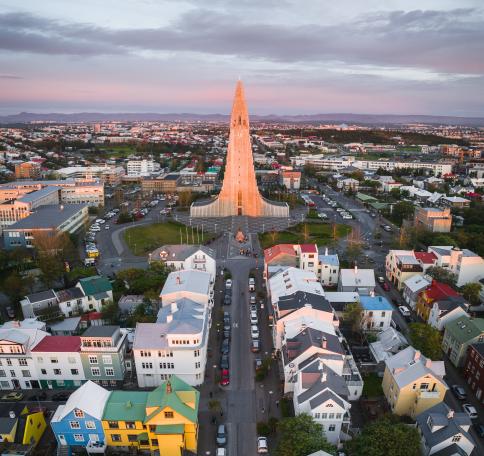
[415,280,460,322]
[50,380,110,453]
[102,375,199,455]
[442,316,484,367]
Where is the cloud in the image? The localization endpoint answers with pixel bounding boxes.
[0,8,483,76]
[0,74,23,79]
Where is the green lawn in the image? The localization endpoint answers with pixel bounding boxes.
[362,373,384,398]
[124,221,212,255]
[95,144,137,158]
[258,222,351,249]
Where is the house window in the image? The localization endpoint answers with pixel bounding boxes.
[102,355,112,365]
[151,439,158,446]
[125,421,136,429]
[91,367,101,376]
[50,357,58,364]
[128,434,138,442]
[111,434,121,442]
[69,421,80,429]
[336,413,342,419]
[86,421,96,429]
[452,435,461,442]
[108,421,119,429]
[164,411,174,419]
[6,359,12,366]
[53,369,62,375]
[321,413,327,419]
[0,370,5,377]
[195,362,201,369]
[194,350,200,357]
[420,383,429,390]
[141,362,153,369]
[41,369,47,375]
[71,369,79,375]
[328,424,336,432]
[314,412,320,419]
[21,370,31,377]
[74,409,84,418]
[73,434,84,442]
[105,368,114,377]
[18,358,28,366]
[328,413,335,419]
[89,356,98,365]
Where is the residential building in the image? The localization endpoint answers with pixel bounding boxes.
[382,346,447,418]
[31,336,84,389]
[317,248,340,286]
[160,269,213,308]
[359,295,393,332]
[15,162,41,179]
[336,178,359,192]
[416,402,475,456]
[127,159,159,177]
[441,196,470,208]
[402,275,432,310]
[76,276,114,311]
[150,244,216,279]
[428,297,469,331]
[56,165,125,184]
[101,376,198,455]
[3,204,88,250]
[0,326,49,390]
[141,173,180,194]
[293,363,351,446]
[134,297,209,387]
[298,244,319,276]
[324,292,359,315]
[416,280,460,323]
[369,327,408,365]
[385,250,424,290]
[338,267,375,295]
[414,207,452,233]
[280,170,301,190]
[463,343,484,405]
[447,248,484,287]
[50,380,110,452]
[263,244,298,279]
[442,316,484,367]
[79,326,129,388]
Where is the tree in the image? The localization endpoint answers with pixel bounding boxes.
[37,253,64,288]
[178,190,193,207]
[345,244,362,265]
[426,266,457,287]
[390,201,414,225]
[345,415,420,456]
[101,301,119,324]
[408,323,443,360]
[3,272,29,302]
[275,414,335,456]
[461,282,482,306]
[343,302,364,336]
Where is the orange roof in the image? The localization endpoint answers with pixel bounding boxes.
[264,244,296,263]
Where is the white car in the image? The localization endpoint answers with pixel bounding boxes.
[95,219,104,224]
[463,403,478,419]
[257,436,268,453]
[97,219,106,224]
[216,449,227,456]
[250,312,258,325]
[398,306,411,317]
[318,213,328,219]
[225,279,232,289]
[104,225,110,230]
[251,325,259,339]
[336,208,345,212]
[90,226,100,232]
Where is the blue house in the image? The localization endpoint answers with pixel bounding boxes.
[359,295,393,331]
[50,380,110,453]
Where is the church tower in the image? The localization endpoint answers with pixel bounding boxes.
[190,81,289,218]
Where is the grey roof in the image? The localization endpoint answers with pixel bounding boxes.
[298,364,349,404]
[431,445,469,456]
[430,246,453,256]
[55,287,84,303]
[309,389,346,410]
[434,296,468,316]
[416,402,474,451]
[25,289,57,304]
[0,417,17,434]
[81,325,119,338]
[161,269,211,297]
[156,297,205,334]
[277,291,333,314]
[49,317,81,332]
[6,204,87,230]
[18,186,59,203]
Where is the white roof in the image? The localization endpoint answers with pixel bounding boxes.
[0,328,49,350]
[51,380,111,422]
[403,274,431,293]
[325,292,359,303]
[1,318,46,331]
[339,268,375,288]
[269,267,324,305]
[160,269,211,298]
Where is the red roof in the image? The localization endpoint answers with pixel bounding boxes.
[414,251,437,264]
[81,312,103,321]
[424,280,459,302]
[264,244,297,263]
[32,336,81,353]
[299,244,318,254]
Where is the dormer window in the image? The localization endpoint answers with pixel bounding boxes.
[427,416,433,430]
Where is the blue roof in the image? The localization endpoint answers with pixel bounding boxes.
[360,295,393,311]
[18,186,59,203]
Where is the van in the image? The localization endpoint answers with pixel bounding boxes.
[249,277,255,292]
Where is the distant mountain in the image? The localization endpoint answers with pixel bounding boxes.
[1,111,484,126]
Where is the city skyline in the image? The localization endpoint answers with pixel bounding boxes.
[1,0,484,116]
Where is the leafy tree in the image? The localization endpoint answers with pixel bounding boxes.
[3,272,29,302]
[178,190,193,207]
[390,188,401,199]
[345,244,362,265]
[345,415,420,456]
[101,301,119,324]
[408,323,443,360]
[275,413,335,456]
[461,282,482,306]
[426,266,457,287]
[117,212,135,224]
[390,201,414,225]
[37,254,64,288]
[343,302,364,336]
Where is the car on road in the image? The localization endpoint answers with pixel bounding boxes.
[104,225,110,230]
[463,404,478,420]
[249,277,255,291]
[383,225,392,232]
[216,424,227,446]
[223,320,231,332]
[382,282,390,291]
[90,226,101,232]
[255,358,263,370]
[251,339,261,353]
[221,339,230,355]
[398,306,411,318]
[29,391,48,401]
[1,392,24,401]
[257,436,268,453]
[225,279,232,289]
[250,295,256,304]
[52,392,69,401]
[473,422,484,438]
[220,369,230,386]
[377,276,385,284]
[250,312,258,325]
[451,384,467,400]
[223,329,231,340]
[220,354,229,370]
[251,325,259,339]
[224,295,232,306]
[318,212,328,219]
[250,304,257,313]
[217,448,227,456]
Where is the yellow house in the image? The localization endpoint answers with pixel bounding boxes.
[382,346,448,418]
[22,410,47,446]
[102,375,199,455]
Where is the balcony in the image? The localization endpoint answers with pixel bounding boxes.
[86,440,106,454]
[417,390,440,399]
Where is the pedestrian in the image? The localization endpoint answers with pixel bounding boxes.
[209,391,213,399]
[276,400,279,408]
[220,409,223,417]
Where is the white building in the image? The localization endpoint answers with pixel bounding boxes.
[160,269,213,307]
[338,267,376,295]
[133,297,210,387]
[427,297,469,332]
[151,245,217,280]
[359,296,393,332]
[385,250,424,290]
[318,248,340,287]
[127,159,159,177]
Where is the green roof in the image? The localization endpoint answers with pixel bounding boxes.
[145,375,199,424]
[369,201,389,210]
[102,391,149,421]
[136,432,148,442]
[356,192,378,202]
[79,275,112,296]
[445,317,484,344]
[154,424,184,434]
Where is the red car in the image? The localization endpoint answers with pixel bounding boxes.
[220,369,230,386]
[382,282,390,291]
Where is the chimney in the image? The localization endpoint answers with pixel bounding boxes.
[322,337,327,349]
[176,276,181,285]
[166,381,172,394]
[414,350,421,361]
[9,411,15,419]
[166,314,173,323]
[170,302,178,313]
[447,409,454,419]
[59,204,64,211]
[354,264,358,275]
[325,247,328,256]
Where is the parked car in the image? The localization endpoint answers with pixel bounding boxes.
[451,384,467,400]
[398,306,411,317]
[255,358,263,370]
[249,277,255,292]
[224,295,232,306]
[216,424,227,446]
[250,304,257,313]
[251,325,259,339]
[463,404,478,420]
[220,369,230,387]
[1,392,24,401]
[251,339,261,353]
[221,339,230,355]
[52,392,69,401]
[257,436,268,453]
[220,354,229,370]
[250,295,256,304]
[225,279,232,289]
[250,312,258,325]
[217,448,227,456]
[377,276,385,284]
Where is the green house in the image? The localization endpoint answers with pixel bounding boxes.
[442,316,484,367]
